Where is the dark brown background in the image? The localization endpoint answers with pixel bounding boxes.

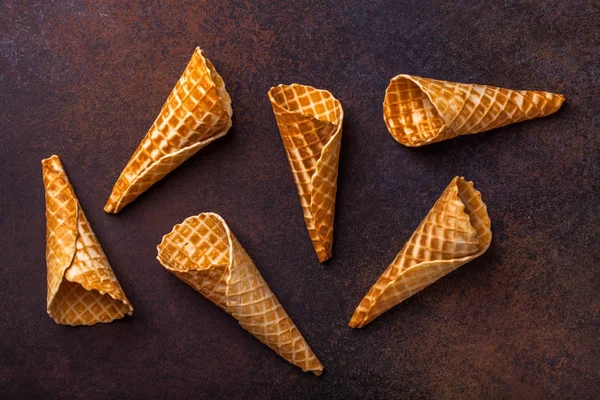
[1,1,599,399]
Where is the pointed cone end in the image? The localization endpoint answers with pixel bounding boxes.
[41,155,63,173]
[531,91,565,120]
[316,249,332,263]
[103,200,117,214]
[547,92,566,115]
[41,155,59,167]
[348,313,363,329]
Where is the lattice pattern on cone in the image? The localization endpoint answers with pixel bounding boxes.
[42,155,133,325]
[268,84,343,263]
[105,47,233,213]
[157,213,324,375]
[349,177,492,328]
[383,74,565,146]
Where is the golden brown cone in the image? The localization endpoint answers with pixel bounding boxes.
[104,47,233,213]
[349,177,492,328]
[383,74,565,146]
[268,84,343,263]
[156,212,324,375]
[42,155,133,325]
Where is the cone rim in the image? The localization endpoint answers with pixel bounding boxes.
[156,212,234,273]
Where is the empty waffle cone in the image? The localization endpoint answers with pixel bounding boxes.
[383,74,565,146]
[42,155,133,325]
[268,84,343,263]
[349,177,491,328]
[156,212,323,375]
[104,47,233,213]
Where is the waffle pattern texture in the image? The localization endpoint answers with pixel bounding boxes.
[42,155,133,325]
[268,84,343,262]
[349,177,492,328]
[383,74,564,146]
[105,47,233,213]
[157,212,323,375]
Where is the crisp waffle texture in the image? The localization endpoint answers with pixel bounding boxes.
[156,213,324,375]
[383,74,565,146]
[42,155,133,325]
[268,84,343,262]
[104,47,233,213]
[349,177,492,328]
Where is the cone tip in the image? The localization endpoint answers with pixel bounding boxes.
[317,249,332,263]
[41,154,61,166]
[103,201,117,214]
[554,92,566,110]
[348,312,363,329]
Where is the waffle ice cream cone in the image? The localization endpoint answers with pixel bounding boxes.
[383,74,565,146]
[349,177,491,328]
[104,47,233,213]
[268,84,343,263]
[156,212,323,375]
[42,155,133,325]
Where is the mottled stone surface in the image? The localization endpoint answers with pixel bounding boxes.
[1,1,598,398]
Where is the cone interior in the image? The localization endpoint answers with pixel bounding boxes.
[157,213,231,272]
[456,177,491,250]
[49,280,132,325]
[269,84,342,125]
[384,76,447,144]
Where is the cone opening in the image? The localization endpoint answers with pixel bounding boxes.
[49,280,132,326]
[384,76,447,145]
[200,50,233,119]
[269,84,342,125]
[157,213,232,273]
[455,177,491,250]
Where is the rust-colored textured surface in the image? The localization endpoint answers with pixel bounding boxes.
[1,1,598,398]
